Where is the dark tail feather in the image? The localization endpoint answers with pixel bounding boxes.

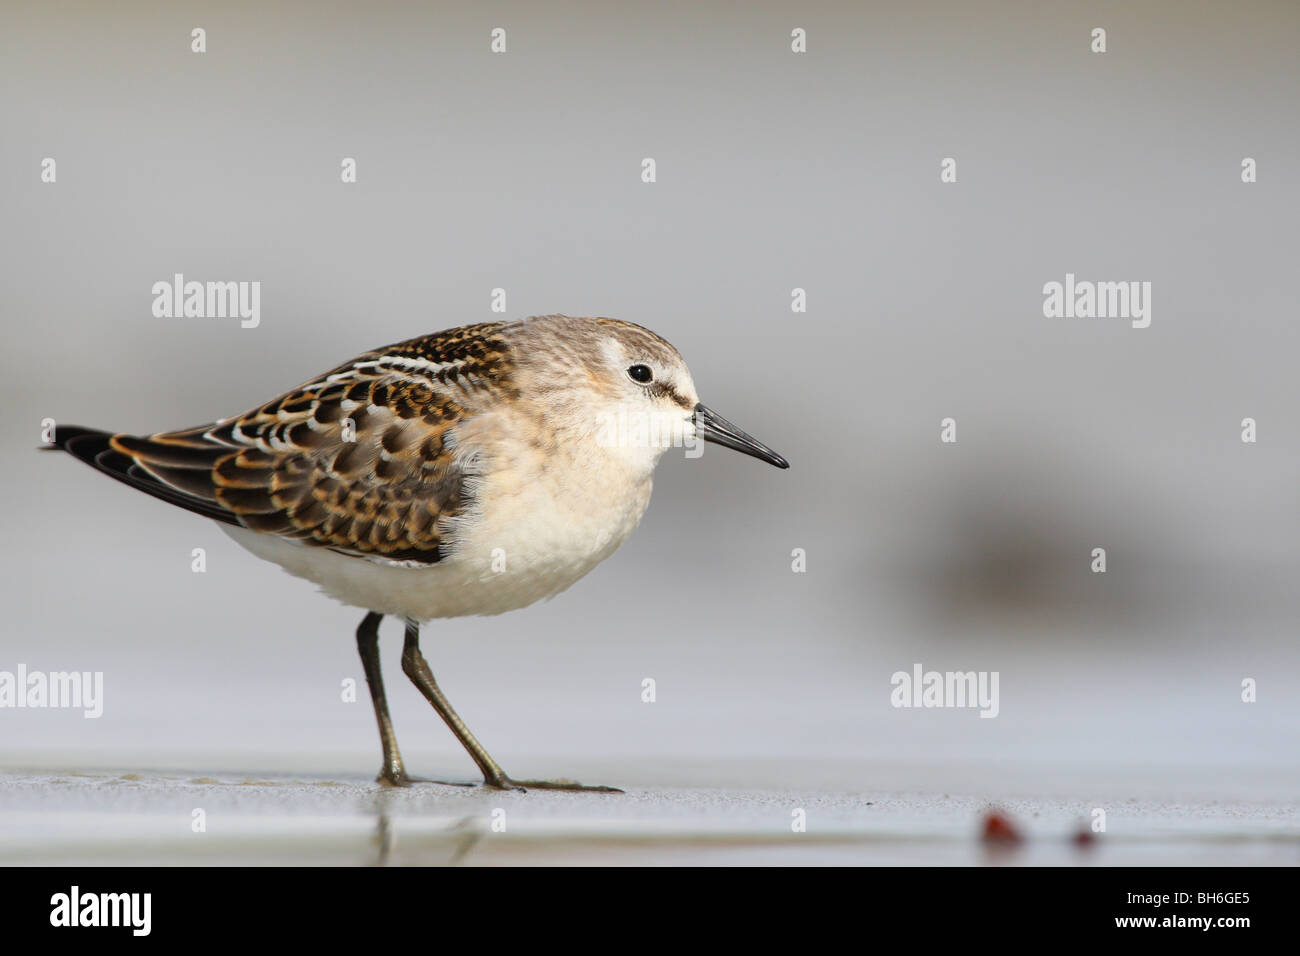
[46,425,240,527]
[46,424,111,456]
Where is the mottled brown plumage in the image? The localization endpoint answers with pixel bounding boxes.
[79,321,517,565]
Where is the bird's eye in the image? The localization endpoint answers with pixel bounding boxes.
[627,364,653,384]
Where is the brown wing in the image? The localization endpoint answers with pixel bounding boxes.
[53,322,515,566]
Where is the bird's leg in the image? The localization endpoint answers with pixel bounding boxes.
[356,611,413,787]
[399,618,509,786]
[400,618,621,793]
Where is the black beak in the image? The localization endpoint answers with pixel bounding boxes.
[693,403,789,469]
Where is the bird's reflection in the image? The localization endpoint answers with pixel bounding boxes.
[368,790,483,866]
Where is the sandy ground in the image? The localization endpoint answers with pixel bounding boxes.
[2,760,1296,866]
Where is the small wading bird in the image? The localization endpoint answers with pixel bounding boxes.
[49,315,788,791]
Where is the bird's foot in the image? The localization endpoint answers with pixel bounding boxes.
[376,769,475,788]
[486,775,623,794]
[376,767,418,787]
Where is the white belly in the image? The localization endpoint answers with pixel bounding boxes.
[220,454,654,621]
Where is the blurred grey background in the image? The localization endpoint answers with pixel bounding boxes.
[2,0,1297,796]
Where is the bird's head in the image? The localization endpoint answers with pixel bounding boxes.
[509,315,789,475]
